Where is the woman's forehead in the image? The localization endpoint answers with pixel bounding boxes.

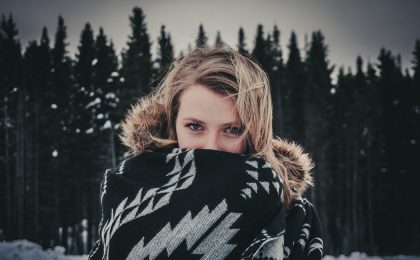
[177,84,240,124]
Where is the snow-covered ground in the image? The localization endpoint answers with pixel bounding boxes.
[323,252,420,260]
[0,240,86,260]
[0,239,419,260]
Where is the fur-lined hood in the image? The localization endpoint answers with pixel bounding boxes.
[119,96,314,199]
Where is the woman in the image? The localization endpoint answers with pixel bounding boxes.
[89,46,323,260]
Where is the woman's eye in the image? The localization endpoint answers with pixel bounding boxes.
[226,126,243,135]
[186,123,202,131]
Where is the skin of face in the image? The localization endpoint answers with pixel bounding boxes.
[175,83,246,154]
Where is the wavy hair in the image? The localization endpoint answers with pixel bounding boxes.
[119,46,313,206]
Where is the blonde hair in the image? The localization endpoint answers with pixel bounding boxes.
[120,46,313,206]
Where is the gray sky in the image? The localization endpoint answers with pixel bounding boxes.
[1,0,420,79]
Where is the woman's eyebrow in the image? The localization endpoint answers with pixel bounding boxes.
[221,121,242,126]
[182,117,206,124]
[182,117,241,126]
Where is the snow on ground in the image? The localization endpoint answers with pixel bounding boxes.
[323,252,381,260]
[65,256,87,260]
[324,252,420,260]
[0,240,87,260]
[1,239,419,260]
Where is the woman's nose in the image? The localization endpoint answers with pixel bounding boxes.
[203,133,220,151]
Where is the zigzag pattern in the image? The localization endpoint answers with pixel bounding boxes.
[240,158,282,199]
[100,149,196,260]
[126,199,240,260]
[192,211,241,260]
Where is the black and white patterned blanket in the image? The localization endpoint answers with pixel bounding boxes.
[88,147,323,260]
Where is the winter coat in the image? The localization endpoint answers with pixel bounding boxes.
[88,97,323,260]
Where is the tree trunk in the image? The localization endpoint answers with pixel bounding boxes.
[26,109,34,240]
[366,137,375,254]
[15,91,25,238]
[352,133,359,251]
[3,96,12,239]
[34,101,40,242]
[110,124,116,168]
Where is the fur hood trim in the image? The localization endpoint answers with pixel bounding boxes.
[271,137,314,197]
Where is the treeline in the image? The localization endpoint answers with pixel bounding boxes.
[1,6,419,256]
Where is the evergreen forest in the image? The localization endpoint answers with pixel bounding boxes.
[1,7,419,256]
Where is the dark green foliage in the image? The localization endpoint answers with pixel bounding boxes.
[373,49,417,253]
[72,23,95,133]
[93,27,119,128]
[266,25,284,136]
[50,15,73,130]
[251,24,268,70]
[22,27,53,245]
[0,14,23,95]
[120,7,153,113]
[92,28,121,169]
[283,31,305,144]
[237,27,248,56]
[331,60,372,254]
[0,13,23,241]
[46,15,75,250]
[157,25,174,84]
[305,31,334,103]
[196,24,208,48]
[250,25,285,136]
[301,31,335,253]
[215,30,223,48]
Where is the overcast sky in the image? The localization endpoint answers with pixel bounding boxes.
[1,0,420,78]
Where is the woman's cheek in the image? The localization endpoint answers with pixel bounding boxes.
[222,137,245,153]
[178,131,202,149]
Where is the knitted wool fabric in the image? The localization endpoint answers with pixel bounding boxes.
[88,147,323,260]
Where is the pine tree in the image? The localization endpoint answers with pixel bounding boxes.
[331,57,372,253]
[51,15,73,129]
[22,27,52,243]
[413,39,420,85]
[237,27,248,56]
[0,14,23,92]
[303,30,334,252]
[50,15,74,249]
[352,57,372,253]
[396,49,419,253]
[68,23,98,253]
[284,31,305,144]
[271,26,282,64]
[157,25,174,78]
[0,13,24,241]
[215,31,223,48]
[87,27,120,252]
[72,23,95,134]
[93,28,120,160]
[120,7,153,114]
[363,61,378,254]
[196,24,208,48]
[333,67,356,253]
[268,25,284,136]
[376,48,418,253]
[251,24,268,71]
[408,39,420,251]
[34,27,54,248]
[305,31,334,98]
[93,28,119,129]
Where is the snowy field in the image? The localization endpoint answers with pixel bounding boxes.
[0,240,419,260]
